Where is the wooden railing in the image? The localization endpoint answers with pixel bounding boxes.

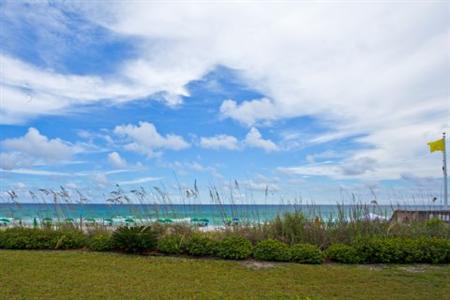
[391,210,450,223]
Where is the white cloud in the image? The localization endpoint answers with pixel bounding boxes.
[64,182,78,189]
[93,173,109,186]
[1,2,448,181]
[114,121,189,157]
[117,176,162,185]
[220,98,278,126]
[0,128,80,169]
[0,168,73,177]
[198,128,279,152]
[165,160,222,178]
[107,152,127,169]
[82,2,447,180]
[244,127,279,152]
[0,152,27,170]
[305,150,340,164]
[200,134,239,150]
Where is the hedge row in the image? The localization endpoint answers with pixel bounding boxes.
[327,237,450,264]
[1,227,449,264]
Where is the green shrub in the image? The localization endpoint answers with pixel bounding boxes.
[216,235,252,260]
[414,237,450,264]
[326,243,361,264]
[111,226,157,254]
[158,234,184,255]
[253,239,291,261]
[353,237,397,264]
[425,218,449,238]
[88,234,113,252]
[290,243,324,264]
[54,229,86,250]
[352,237,450,264]
[0,228,86,250]
[185,233,216,256]
[0,228,57,249]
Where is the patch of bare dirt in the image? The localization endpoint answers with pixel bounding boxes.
[240,260,276,270]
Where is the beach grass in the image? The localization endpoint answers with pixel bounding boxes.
[1,250,449,300]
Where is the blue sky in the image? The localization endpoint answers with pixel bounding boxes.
[0,1,449,204]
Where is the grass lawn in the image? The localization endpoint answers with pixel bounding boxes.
[0,250,449,300]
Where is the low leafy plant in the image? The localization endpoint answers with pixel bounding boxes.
[253,239,291,261]
[326,243,361,264]
[290,243,324,264]
[157,234,184,255]
[88,234,113,252]
[414,237,450,264]
[0,228,86,250]
[216,235,252,260]
[185,233,216,256]
[0,228,58,249]
[54,230,86,250]
[111,226,157,254]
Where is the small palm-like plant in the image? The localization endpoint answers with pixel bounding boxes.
[111,226,157,254]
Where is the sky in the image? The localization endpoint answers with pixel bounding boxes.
[0,1,449,204]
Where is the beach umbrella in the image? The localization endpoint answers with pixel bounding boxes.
[0,218,10,225]
[103,218,113,226]
[125,217,135,224]
[85,218,96,224]
[42,217,52,223]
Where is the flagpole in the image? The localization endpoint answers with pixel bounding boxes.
[443,132,448,209]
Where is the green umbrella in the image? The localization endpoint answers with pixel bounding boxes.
[0,218,10,224]
[158,218,173,224]
[103,218,113,226]
[125,218,135,224]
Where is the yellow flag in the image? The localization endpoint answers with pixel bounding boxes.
[427,138,445,153]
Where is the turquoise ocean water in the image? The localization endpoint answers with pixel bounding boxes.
[0,203,438,225]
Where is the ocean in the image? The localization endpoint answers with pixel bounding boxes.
[0,203,438,226]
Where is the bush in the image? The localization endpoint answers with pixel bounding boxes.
[54,229,86,250]
[111,226,157,254]
[216,235,252,260]
[88,234,113,252]
[158,234,184,255]
[414,237,450,264]
[0,228,86,250]
[326,243,361,264]
[353,237,398,264]
[185,233,216,256]
[0,228,57,249]
[290,243,324,264]
[253,239,291,262]
[352,237,450,264]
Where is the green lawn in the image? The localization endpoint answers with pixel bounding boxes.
[0,250,449,300]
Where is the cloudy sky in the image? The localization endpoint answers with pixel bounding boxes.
[0,1,448,204]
